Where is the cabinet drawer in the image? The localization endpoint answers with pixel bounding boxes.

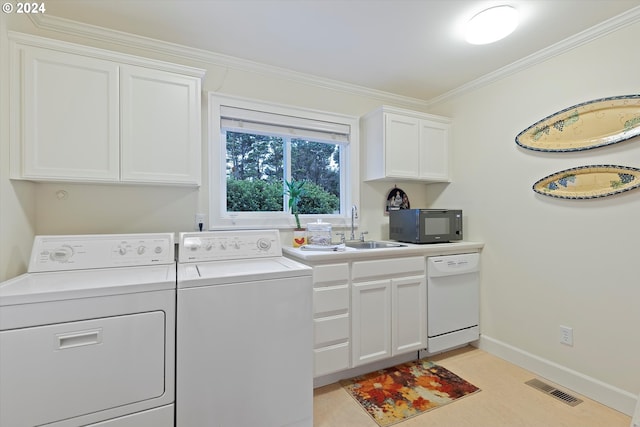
[313,263,349,286]
[352,256,425,281]
[314,343,350,377]
[313,285,349,316]
[314,314,349,347]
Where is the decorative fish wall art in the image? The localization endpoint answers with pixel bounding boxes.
[516,94,640,152]
[532,165,640,199]
[517,95,640,199]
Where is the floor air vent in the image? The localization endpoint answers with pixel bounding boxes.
[525,379,583,407]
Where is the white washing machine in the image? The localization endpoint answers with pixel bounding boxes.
[0,233,176,427]
[176,230,313,427]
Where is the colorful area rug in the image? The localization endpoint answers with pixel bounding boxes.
[340,359,480,426]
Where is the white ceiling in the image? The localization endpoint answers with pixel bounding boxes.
[42,0,640,101]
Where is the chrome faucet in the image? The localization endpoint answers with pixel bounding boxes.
[350,205,358,241]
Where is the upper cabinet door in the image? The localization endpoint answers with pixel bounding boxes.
[20,47,120,181]
[120,65,201,185]
[418,119,450,181]
[384,113,421,179]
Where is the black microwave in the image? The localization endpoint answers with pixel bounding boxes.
[389,209,463,243]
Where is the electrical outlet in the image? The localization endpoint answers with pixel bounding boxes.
[195,213,206,231]
[560,325,573,346]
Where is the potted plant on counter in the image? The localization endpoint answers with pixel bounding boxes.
[285,179,307,247]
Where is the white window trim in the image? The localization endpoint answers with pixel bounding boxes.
[208,92,360,230]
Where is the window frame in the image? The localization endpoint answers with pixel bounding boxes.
[208,92,360,230]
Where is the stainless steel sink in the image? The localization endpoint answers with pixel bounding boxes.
[344,241,407,250]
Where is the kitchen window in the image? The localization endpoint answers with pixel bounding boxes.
[208,93,360,229]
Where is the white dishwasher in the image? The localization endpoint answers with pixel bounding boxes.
[426,253,480,353]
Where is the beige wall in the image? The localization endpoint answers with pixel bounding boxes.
[1,9,638,414]
[426,20,640,409]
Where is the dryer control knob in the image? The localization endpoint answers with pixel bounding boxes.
[137,246,146,255]
[256,238,271,251]
[50,245,73,262]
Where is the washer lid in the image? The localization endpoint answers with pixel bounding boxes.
[0,265,176,306]
[177,257,311,288]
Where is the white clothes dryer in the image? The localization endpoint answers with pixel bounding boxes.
[0,233,176,427]
[176,230,313,427]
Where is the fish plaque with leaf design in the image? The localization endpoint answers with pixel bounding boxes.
[533,165,640,199]
[516,95,640,152]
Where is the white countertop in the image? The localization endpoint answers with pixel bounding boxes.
[282,240,484,263]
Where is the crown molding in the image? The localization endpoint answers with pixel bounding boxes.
[28,6,640,110]
[428,5,640,106]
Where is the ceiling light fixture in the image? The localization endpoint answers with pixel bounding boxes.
[465,5,519,45]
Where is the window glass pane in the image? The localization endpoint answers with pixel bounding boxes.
[224,131,342,215]
[225,131,284,212]
[211,93,359,229]
[291,139,340,215]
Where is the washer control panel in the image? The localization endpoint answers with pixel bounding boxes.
[29,233,175,272]
[179,230,282,263]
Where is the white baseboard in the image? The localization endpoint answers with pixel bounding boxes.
[633,394,640,427]
[477,335,637,416]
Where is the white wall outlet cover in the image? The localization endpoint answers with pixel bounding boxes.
[559,325,573,346]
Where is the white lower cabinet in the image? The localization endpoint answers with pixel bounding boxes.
[301,255,428,376]
[351,257,426,367]
[351,279,392,365]
[284,244,483,381]
[392,275,427,355]
[312,263,350,377]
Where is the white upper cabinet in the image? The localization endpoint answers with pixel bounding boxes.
[120,65,201,184]
[10,33,205,186]
[18,46,120,181]
[362,106,451,182]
